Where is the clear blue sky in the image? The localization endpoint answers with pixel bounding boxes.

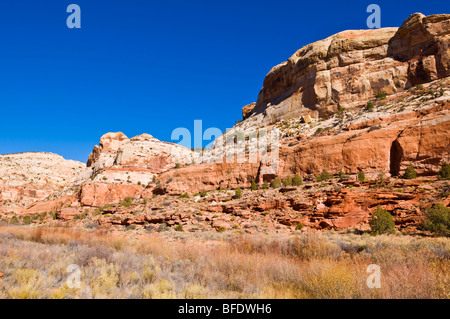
[0,0,448,162]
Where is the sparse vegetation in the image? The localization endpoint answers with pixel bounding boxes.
[293,174,303,186]
[369,206,395,235]
[357,171,366,183]
[315,127,324,135]
[120,197,134,208]
[0,226,448,299]
[283,176,292,187]
[365,101,375,111]
[235,188,242,198]
[421,204,450,237]
[262,181,269,190]
[9,216,19,224]
[316,169,332,182]
[437,162,450,180]
[251,181,258,191]
[271,178,282,188]
[403,164,417,179]
[199,190,208,198]
[375,91,387,100]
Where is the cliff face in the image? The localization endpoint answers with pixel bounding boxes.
[244,13,450,124]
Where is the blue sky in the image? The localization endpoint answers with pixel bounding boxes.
[0,0,448,162]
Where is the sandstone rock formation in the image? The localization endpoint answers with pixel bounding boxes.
[243,13,450,124]
[86,132,193,185]
[1,13,448,236]
[0,153,85,212]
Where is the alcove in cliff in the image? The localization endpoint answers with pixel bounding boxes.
[389,140,403,176]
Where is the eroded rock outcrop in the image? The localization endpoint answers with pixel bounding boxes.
[0,153,86,212]
[86,132,193,185]
[243,13,450,123]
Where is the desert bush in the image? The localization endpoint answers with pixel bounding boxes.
[121,197,134,208]
[22,216,32,225]
[375,91,386,99]
[403,164,417,179]
[235,188,242,198]
[316,169,332,182]
[369,206,395,235]
[199,190,207,197]
[421,204,450,237]
[178,193,190,199]
[293,174,303,186]
[315,127,324,135]
[357,171,366,183]
[271,178,282,188]
[9,216,19,224]
[174,224,184,232]
[283,176,292,187]
[437,162,450,180]
[251,181,258,191]
[365,101,375,111]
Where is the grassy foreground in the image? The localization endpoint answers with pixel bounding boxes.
[0,225,448,299]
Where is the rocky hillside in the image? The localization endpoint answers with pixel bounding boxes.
[0,153,85,212]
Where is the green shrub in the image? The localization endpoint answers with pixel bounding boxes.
[293,174,303,186]
[199,190,208,197]
[22,215,32,225]
[262,181,269,190]
[369,206,395,235]
[271,178,282,188]
[365,101,375,111]
[315,127,324,135]
[217,226,226,232]
[178,193,190,199]
[121,197,134,207]
[235,187,242,198]
[316,169,332,182]
[295,222,304,231]
[175,163,181,169]
[49,211,57,220]
[357,171,366,183]
[375,91,386,99]
[437,162,450,180]
[421,204,450,237]
[403,164,417,179]
[174,224,184,232]
[9,216,19,224]
[251,180,258,191]
[283,176,292,187]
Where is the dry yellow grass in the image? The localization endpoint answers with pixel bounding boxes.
[0,225,448,299]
